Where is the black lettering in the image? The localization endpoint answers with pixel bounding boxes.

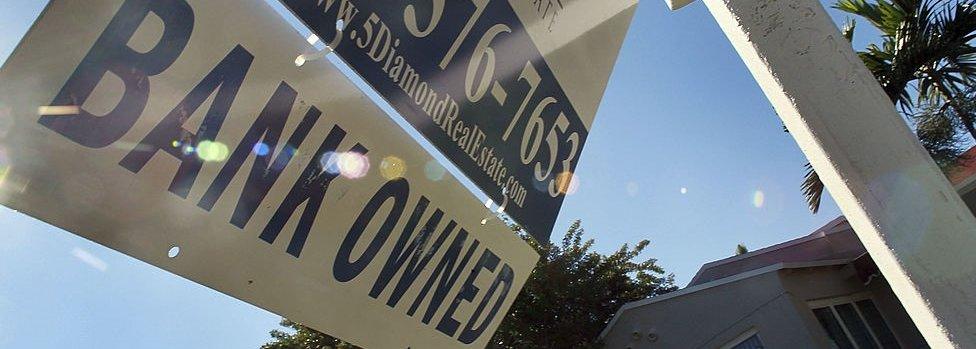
[197,83,318,230]
[458,263,514,344]
[333,178,408,281]
[407,231,479,324]
[370,196,456,308]
[39,0,192,148]
[437,249,499,337]
[259,124,366,258]
[118,45,253,198]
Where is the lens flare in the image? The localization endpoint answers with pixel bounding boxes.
[380,156,406,179]
[626,182,639,197]
[0,149,9,186]
[320,152,341,175]
[680,187,688,194]
[337,152,369,179]
[0,149,26,194]
[752,190,765,208]
[0,104,12,139]
[424,160,445,181]
[253,142,271,156]
[554,171,580,195]
[37,105,79,116]
[196,141,230,162]
[869,171,931,252]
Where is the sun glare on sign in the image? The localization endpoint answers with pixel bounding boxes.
[253,142,271,156]
[380,156,406,179]
[196,140,230,162]
[424,160,445,181]
[553,171,580,195]
[337,152,369,179]
[37,105,80,116]
[0,149,9,187]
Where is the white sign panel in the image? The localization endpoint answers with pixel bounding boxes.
[0,0,538,348]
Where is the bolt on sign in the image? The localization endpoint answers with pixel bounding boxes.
[0,0,539,347]
[278,0,640,242]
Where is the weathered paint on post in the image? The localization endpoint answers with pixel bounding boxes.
[686,0,976,346]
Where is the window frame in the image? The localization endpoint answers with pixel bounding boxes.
[807,293,901,349]
[719,328,764,349]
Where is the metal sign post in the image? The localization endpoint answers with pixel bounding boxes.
[670,0,976,346]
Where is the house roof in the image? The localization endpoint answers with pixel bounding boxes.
[688,148,976,288]
[687,217,864,286]
[598,259,853,340]
[948,147,976,185]
[598,218,868,341]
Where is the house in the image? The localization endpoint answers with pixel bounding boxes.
[599,217,926,348]
[599,151,976,348]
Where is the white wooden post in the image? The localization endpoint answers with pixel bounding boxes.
[671,0,976,346]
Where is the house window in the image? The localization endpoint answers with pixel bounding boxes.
[729,334,765,349]
[810,297,900,349]
[720,329,765,349]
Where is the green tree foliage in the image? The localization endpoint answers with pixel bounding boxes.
[913,97,972,168]
[835,0,976,114]
[800,0,976,213]
[489,220,676,349]
[260,220,675,349]
[736,244,749,255]
[261,319,358,349]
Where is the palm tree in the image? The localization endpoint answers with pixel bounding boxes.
[801,0,976,213]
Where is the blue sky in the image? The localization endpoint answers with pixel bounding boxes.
[0,0,880,347]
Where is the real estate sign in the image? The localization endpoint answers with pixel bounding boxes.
[278,0,639,241]
[0,0,538,347]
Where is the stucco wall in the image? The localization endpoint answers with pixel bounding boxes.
[779,265,928,348]
[603,264,927,348]
[602,271,823,348]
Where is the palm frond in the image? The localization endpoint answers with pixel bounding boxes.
[835,0,902,35]
[801,0,976,213]
[801,163,825,214]
[843,17,858,42]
